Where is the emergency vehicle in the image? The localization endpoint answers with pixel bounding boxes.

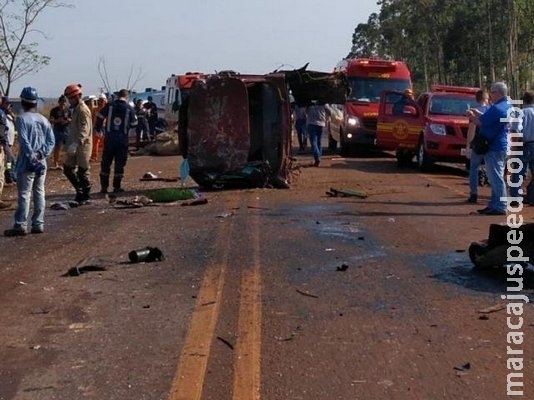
[329,58,412,155]
[164,72,206,127]
[376,85,480,169]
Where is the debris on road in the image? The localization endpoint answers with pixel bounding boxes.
[216,212,233,218]
[469,223,534,269]
[62,265,107,277]
[128,247,165,263]
[181,197,208,206]
[336,264,349,272]
[296,289,319,298]
[477,304,507,314]
[50,201,80,210]
[216,336,234,350]
[113,195,154,209]
[326,187,368,199]
[147,188,195,203]
[479,315,490,320]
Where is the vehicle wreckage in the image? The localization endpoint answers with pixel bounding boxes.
[469,223,534,269]
[178,67,349,189]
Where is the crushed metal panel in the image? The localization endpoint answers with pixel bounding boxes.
[283,65,350,106]
[188,78,250,180]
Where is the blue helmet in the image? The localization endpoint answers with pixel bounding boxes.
[20,87,38,103]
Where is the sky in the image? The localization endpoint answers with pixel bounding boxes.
[10,0,380,98]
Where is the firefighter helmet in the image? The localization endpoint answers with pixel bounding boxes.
[64,83,82,99]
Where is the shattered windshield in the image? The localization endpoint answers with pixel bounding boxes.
[428,96,478,116]
[348,77,410,103]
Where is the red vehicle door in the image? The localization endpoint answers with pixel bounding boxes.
[376,90,425,157]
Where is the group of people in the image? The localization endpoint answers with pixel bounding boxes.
[2,84,139,237]
[466,81,531,216]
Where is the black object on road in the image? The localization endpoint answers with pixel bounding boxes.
[128,247,165,263]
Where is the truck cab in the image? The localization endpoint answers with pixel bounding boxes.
[329,58,412,155]
[376,85,480,169]
[164,72,206,128]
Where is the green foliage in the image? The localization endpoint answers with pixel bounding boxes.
[147,188,196,203]
[348,0,533,97]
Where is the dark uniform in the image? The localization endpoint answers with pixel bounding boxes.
[94,98,137,192]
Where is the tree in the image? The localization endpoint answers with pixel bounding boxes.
[97,56,145,95]
[0,0,71,95]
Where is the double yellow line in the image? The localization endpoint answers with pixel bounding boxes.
[168,201,262,400]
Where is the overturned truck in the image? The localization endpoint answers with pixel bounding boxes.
[182,68,348,189]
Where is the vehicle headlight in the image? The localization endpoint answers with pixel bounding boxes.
[429,123,446,135]
[347,117,360,127]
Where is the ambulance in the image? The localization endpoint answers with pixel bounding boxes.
[164,72,206,127]
[329,58,412,155]
[376,85,480,169]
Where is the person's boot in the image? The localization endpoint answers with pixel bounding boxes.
[100,174,109,194]
[77,168,91,204]
[113,176,124,193]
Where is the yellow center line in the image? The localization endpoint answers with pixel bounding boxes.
[168,215,234,400]
[232,207,262,400]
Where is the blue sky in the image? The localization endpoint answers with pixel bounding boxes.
[12,0,379,98]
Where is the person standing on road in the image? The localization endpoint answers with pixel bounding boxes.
[63,83,93,204]
[294,106,307,152]
[0,97,14,209]
[48,94,71,170]
[94,89,138,193]
[306,104,330,167]
[466,89,490,203]
[143,95,158,139]
[1,97,17,184]
[4,87,55,236]
[509,90,534,205]
[469,82,511,215]
[90,93,107,162]
[134,98,150,144]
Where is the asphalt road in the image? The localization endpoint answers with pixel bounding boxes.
[0,149,532,400]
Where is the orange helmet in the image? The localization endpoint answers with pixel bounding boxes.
[64,83,82,99]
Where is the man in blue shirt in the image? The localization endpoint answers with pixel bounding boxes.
[509,90,534,204]
[470,82,511,215]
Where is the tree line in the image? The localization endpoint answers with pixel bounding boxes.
[348,0,533,98]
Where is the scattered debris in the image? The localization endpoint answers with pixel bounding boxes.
[325,248,335,252]
[147,187,196,203]
[19,281,27,285]
[478,304,507,314]
[388,217,396,223]
[30,345,41,350]
[454,362,471,375]
[358,236,365,241]
[128,247,165,263]
[455,249,465,253]
[62,265,107,277]
[216,336,234,350]
[479,315,490,320]
[216,212,233,218]
[326,187,368,199]
[275,326,302,342]
[142,305,151,309]
[336,264,349,272]
[181,197,208,206]
[50,201,80,210]
[296,289,319,298]
[246,205,271,210]
[30,308,49,315]
[142,172,158,179]
[114,195,154,208]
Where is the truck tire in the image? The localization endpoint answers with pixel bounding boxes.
[416,139,433,171]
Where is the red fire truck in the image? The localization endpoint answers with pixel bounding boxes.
[376,85,480,169]
[329,58,412,155]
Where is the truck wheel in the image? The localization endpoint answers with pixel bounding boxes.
[417,140,433,171]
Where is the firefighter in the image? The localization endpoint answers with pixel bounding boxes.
[63,83,93,204]
[94,89,138,193]
[90,93,107,162]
